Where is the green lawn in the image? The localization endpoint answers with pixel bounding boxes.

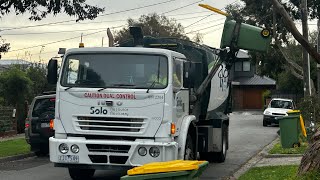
[269,142,308,154]
[239,165,320,180]
[0,138,30,158]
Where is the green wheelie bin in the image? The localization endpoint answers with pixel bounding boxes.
[277,110,301,148]
[120,160,209,180]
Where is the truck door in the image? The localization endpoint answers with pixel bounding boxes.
[173,58,189,134]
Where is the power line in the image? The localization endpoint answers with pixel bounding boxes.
[7,30,106,53]
[185,14,215,28]
[161,0,203,14]
[1,0,177,32]
[1,25,125,36]
[185,17,225,28]
[186,22,224,34]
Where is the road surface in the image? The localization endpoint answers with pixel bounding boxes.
[0,111,278,180]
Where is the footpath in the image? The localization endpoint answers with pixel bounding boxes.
[230,137,303,179]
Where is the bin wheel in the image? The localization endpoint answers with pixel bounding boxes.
[293,143,301,148]
[68,168,95,180]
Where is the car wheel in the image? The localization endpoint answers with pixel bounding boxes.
[263,119,268,127]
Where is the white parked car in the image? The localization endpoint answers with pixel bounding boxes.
[263,98,296,127]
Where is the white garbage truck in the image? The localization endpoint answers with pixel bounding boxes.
[47,22,271,179]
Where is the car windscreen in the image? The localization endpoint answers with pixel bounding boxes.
[270,100,293,109]
[60,53,168,89]
[32,98,55,117]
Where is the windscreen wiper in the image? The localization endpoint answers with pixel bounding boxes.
[65,87,73,91]
[146,81,156,93]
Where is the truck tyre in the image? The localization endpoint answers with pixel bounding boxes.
[184,134,196,160]
[200,125,228,163]
[68,168,95,180]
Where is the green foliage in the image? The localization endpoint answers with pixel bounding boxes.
[298,95,320,124]
[269,142,308,154]
[26,63,54,98]
[238,165,298,180]
[0,138,30,157]
[277,71,304,94]
[0,1,104,21]
[114,13,189,44]
[0,66,32,106]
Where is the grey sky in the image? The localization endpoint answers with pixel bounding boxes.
[0,0,316,62]
[0,0,237,61]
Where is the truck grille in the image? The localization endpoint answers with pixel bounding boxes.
[75,116,146,132]
[86,144,130,153]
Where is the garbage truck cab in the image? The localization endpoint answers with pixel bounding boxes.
[48,44,231,179]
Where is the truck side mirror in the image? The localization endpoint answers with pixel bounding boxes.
[47,59,58,84]
[183,61,195,88]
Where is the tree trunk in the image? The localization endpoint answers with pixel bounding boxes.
[298,129,320,175]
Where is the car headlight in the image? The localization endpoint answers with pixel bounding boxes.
[264,111,271,115]
[149,147,160,158]
[71,144,79,154]
[59,143,69,154]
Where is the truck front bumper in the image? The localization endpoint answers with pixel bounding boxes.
[49,137,178,168]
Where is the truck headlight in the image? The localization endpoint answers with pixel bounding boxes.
[138,147,147,156]
[59,143,69,154]
[149,147,160,158]
[71,144,79,154]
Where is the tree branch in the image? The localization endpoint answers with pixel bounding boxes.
[286,64,303,80]
[274,43,303,73]
[272,0,320,64]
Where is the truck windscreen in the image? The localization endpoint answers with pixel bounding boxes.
[61,53,168,89]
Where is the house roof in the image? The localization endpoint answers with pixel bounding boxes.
[232,74,276,86]
[0,59,30,65]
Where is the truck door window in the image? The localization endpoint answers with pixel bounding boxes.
[66,59,79,84]
[173,59,183,89]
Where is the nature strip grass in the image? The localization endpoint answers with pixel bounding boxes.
[238,165,298,180]
[268,142,308,154]
[238,165,320,180]
[0,138,30,158]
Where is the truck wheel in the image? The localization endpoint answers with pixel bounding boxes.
[68,168,95,180]
[200,125,228,163]
[184,134,196,160]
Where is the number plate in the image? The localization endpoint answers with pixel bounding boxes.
[58,155,79,163]
[40,123,50,128]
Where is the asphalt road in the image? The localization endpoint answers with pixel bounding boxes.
[0,111,278,180]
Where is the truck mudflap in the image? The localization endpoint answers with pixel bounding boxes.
[49,137,178,168]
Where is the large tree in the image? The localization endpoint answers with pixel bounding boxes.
[114,13,189,44]
[225,0,320,176]
[0,0,104,54]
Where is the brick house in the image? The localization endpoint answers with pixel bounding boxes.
[231,51,276,110]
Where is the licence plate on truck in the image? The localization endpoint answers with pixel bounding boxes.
[40,123,50,128]
[58,155,79,163]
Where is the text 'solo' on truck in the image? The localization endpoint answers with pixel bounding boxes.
[46,4,271,180]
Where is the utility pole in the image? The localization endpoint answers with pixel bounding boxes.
[301,0,311,97]
[317,19,320,98]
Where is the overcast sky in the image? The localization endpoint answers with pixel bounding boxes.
[0,0,317,62]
